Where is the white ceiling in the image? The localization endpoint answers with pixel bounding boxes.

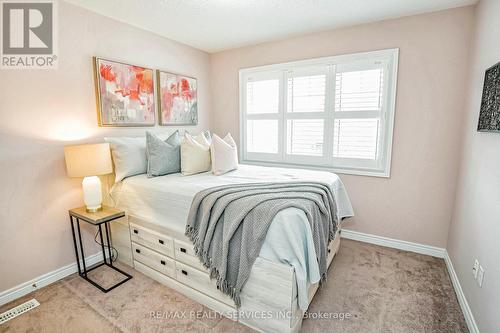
[65,0,477,53]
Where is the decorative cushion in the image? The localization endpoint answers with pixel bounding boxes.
[104,136,147,182]
[146,131,181,177]
[211,133,238,175]
[196,130,212,144]
[181,131,211,175]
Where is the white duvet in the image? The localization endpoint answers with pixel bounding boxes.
[110,164,353,309]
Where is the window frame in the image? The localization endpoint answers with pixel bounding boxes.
[239,48,399,178]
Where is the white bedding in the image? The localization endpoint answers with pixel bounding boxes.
[110,164,353,309]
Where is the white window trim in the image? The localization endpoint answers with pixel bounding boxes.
[239,48,399,178]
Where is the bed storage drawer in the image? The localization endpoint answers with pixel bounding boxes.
[175,261,234,306]
[132,242,175,278]
[174,239,207,271]
[130,223,174,257]
[327,231,341,266]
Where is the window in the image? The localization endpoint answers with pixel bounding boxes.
[240,49,398,177]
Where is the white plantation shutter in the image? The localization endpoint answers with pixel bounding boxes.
[286,119,324,156]
[333,118,379,159]
[247,119,279,153]
[243,73,282,159]
[287,73,326,113]
[246,79,280,114]
[333,65,385,161]
[285,68,327,158]
[335,68,384,112]
[240,49,398,177]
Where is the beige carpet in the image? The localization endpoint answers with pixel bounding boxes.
[0,240,468,333]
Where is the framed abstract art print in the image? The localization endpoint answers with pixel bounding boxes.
[478,61,500,132]
[94,57,155,126]
[157,70,198,126]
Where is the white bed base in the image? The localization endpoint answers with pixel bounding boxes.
[111,214,341,333]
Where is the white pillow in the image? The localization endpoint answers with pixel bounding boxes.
[211,133,238,175]
[181,131,211,175]
[104,136,147,182]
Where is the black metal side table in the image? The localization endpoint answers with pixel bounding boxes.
[69,206,132,292]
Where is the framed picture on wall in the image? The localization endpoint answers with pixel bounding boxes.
[157,70,198,126]
[478,61,500,132]
[94,57,155,127]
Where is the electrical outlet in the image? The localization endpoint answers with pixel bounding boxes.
[477,266,485,287]
[473,259,479,279]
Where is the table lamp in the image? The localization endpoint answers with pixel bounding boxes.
[64,143,113,212]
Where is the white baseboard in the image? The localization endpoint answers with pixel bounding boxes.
[341,229,446,258]
[0,253,103,307]
[340,229,479,333]
[444,251,480,333]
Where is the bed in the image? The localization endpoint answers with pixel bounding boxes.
[108,164,353,333]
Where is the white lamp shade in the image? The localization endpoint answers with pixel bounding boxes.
[64,143,113,178]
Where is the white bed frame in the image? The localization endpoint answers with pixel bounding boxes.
[111,214,341,333]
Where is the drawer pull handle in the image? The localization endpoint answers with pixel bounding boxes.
[180,248,187,253]
[133,229,138,234]
[159,239,164,245]
[160,260,166,265]
[181,269,188,276]
[135,249,141,254]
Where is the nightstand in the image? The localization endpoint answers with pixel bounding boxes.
[69,206,132,292]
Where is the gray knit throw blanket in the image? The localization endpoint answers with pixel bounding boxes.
[185,182,338,307]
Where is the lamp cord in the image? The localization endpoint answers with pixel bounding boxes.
[94,175,119,262]
[94,230,118,262]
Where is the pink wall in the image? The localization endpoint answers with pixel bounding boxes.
[0,1,212,292]
[447,0,500,331]
[209,6,475,248]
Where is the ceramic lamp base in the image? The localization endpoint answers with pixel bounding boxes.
[82,176,103,213]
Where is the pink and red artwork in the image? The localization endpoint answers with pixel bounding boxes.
[157,70,198,125]
[95,58,155,126]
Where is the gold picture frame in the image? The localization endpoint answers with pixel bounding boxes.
[93,57,156,127]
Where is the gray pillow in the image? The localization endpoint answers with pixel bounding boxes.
[146,131,181,177]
